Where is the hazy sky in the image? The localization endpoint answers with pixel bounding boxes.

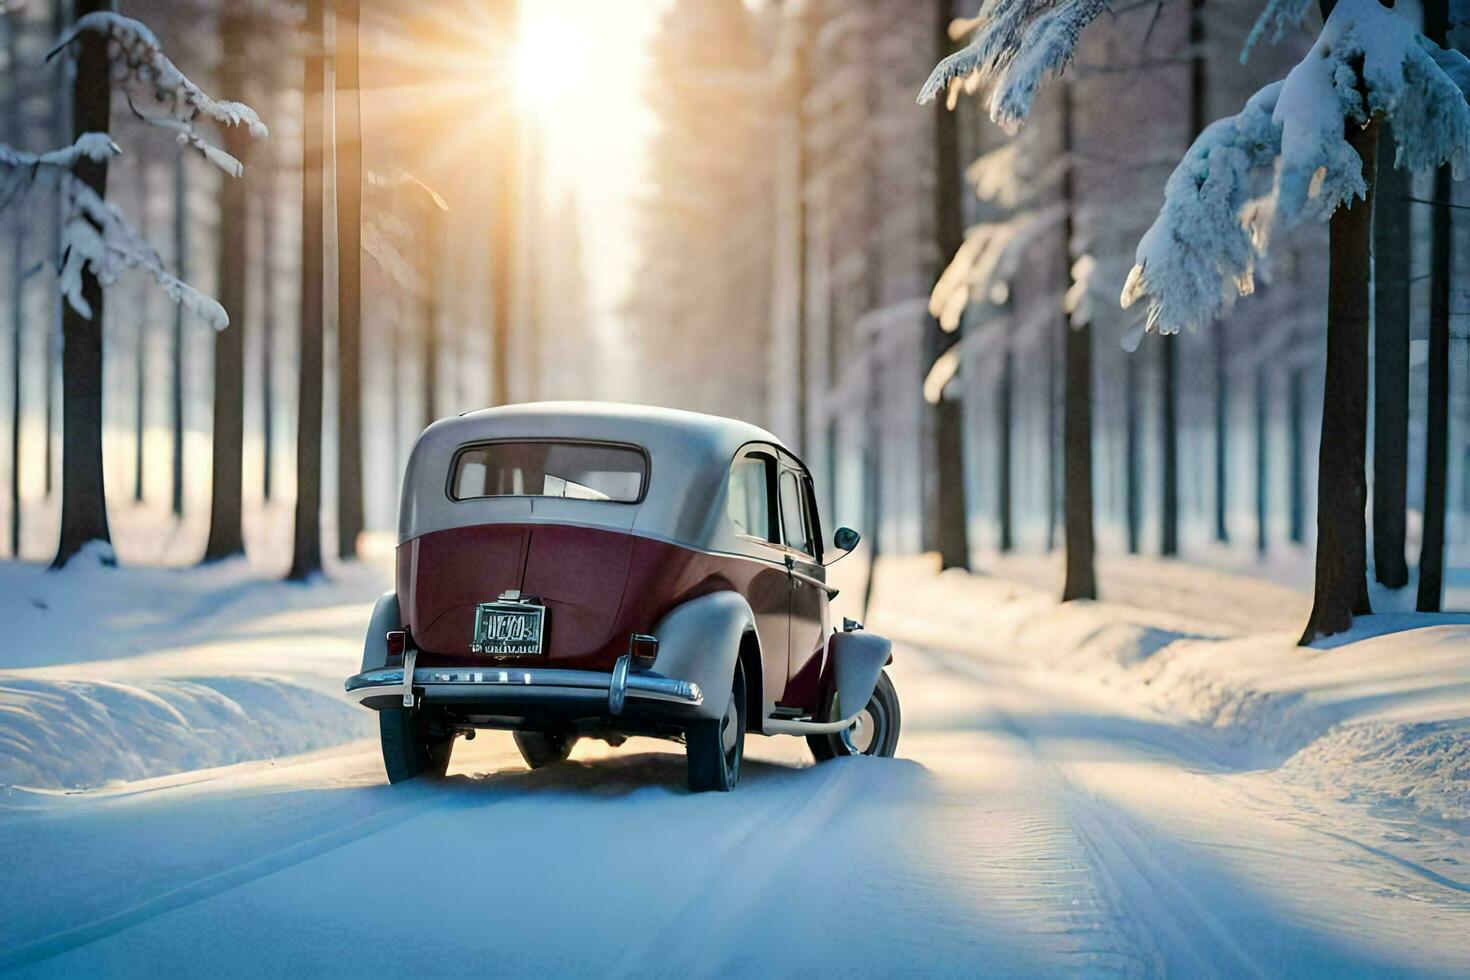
[518,0,674,329]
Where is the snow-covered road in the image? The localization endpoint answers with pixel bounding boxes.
[4,632,1467,977]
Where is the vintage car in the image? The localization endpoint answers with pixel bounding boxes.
[345,402,900,791]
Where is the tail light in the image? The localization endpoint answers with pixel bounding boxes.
[628,633,658,671]
[385,630,408,666]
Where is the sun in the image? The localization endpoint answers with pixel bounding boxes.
[512,14,593,113]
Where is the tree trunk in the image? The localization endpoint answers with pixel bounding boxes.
[7,10,23,556]
[201,52,251,563]
[260,126,277,502]
[1416,167,1452,612]
[287,0,327,582]
[1213,328,1228,543]
[1160,337,1178,555]
[931,0,970,570]
[1046,332,1058,551]
[1060,81,1096,602]
[1288,364,1305,544]
[1300,117,1377,643]
[1125,353,1140,555]
[489,0,519,405]
[334,0,364,560]
[422,207,440,426]
[1166,0,1203,557]
[1255,364,1268,555]
[1371,126,1410,587]
[1417,0,1452,613]
[996,346,1013,553]
[1128,352,1140,555]
[171,149,186,517]
[132,150,148,504]
[52,0,115,570]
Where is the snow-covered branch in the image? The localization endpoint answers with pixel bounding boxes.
[60,177,228,330]
[929,203,1067,330]
[1123,0,1470,335]
[917,0,1108,131]
[0,132,119,211]
[48,12,268,177]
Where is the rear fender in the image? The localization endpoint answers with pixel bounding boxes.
[651,590,761,723]
[360,592,402,673]
[821,631,892,723]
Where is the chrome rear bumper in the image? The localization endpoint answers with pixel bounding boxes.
[345,659,704,714]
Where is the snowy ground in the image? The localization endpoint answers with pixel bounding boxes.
[1,550,1468,975]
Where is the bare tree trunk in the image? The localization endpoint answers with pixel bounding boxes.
[422,207,440,426]
[1255,364,1268,555]
[1213,326,1228,542]
[1125,353,1140,555]
[1372,125,1410,587]
[1160,336,1178,555]
[1060,81,1096,602]
[1046,334,1058,550]
[489,0,518,405]
[287,0,327,581]
[1300,117,1377,643]
[7,10,24,556]
[202,17,251,563]
[1288,364,1305,544]
[171,149,186,516]
[997,346,1013,552]
[1417,0,1452,613]
[931,0,970,570]
[1417,169,1452,611]
[260,128,277,502]
[334,0,363,560]
[53,0,114,569]
[132,150,147,504]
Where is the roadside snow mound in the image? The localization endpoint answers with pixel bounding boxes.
[864,555,1470,827]
[0,675,372,791]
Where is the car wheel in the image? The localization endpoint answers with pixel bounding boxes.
[379,707,453,784]
[513,730,578,769]
[686,659,746,792]
[808,670,901,761]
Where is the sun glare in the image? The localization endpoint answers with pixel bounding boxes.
[512,16,592,113]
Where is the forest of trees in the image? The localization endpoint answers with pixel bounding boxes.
[0,0,560,577]
[628,0,1470,642]
[2,0,1467,648]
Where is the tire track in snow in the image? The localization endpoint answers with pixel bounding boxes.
[0,765,449,971]
[911,642,1265,977]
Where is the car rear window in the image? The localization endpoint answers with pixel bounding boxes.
[450,441,646,503]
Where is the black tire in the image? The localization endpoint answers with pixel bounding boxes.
[379,708,453,784]
[687,659,746,792]
[513,730,577,769]
[807,670,901,761]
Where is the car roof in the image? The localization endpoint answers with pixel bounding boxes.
[397,401,800,548]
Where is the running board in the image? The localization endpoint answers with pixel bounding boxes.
[762,712,860,736]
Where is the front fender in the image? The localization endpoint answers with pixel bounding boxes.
[651,590,756,722]
[360,592,402,673]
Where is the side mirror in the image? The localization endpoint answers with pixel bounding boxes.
[833,526,861,553]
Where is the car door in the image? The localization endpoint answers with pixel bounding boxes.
[727,447,792,710]
[776,454,828,710]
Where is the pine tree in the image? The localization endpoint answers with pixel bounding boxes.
[335,0,364,560]
[287,0,328,581]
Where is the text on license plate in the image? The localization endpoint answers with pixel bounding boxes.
[471,602,546,655]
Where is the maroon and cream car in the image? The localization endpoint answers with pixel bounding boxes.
[345,402,900,791]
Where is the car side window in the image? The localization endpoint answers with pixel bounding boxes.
[728,452,777,542]
[778,468,815,557]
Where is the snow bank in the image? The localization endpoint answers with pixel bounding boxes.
[0,676,370,791]
[0,544,387,791]
[864,555,1470,829]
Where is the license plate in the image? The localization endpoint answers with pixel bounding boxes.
[471,599,546,656]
